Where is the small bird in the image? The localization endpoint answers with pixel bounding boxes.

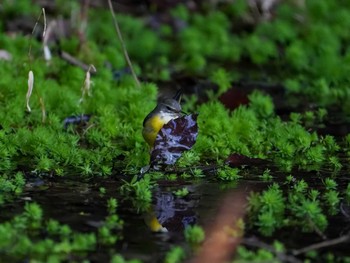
[142,90,183,148]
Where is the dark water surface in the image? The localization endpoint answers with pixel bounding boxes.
[2,161,350,262]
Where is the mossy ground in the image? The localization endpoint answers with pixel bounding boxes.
[1,0,350,262]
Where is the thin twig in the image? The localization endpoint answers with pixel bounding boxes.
[39,97,46,123]
[78,0,90,48]
[307,217,327,240]
[60,51,93,72]
[292,232,350,256]
[107,0,141,88]
[28,8,45,63]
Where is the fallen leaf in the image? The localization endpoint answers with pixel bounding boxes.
[150,113,199,167]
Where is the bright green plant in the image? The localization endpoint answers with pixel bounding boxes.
[260,169,273,181]
[184,225,205,246]
[164,246,186,263]
[217,167,240,181]
[173,187,189,198]
[110,254,142,263]
[0,172,25,205]
[248,184,285,236]
[344,183,350,203]
[120,176,153,212]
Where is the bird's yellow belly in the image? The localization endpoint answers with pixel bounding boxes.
[142,113,177,147]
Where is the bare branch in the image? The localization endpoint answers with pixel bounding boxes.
[39,97,46,123]
[293,232,350,256]
[60,51,93,72]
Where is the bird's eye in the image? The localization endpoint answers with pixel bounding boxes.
[166,106,173,111]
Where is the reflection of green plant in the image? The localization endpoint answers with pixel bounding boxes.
[0,203,95,261]
[0,172,25,205]
[0,200,124,261]
[120,176,153,212]
[98,198,123,245]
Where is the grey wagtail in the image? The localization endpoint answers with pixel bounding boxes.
[142,89,183,148]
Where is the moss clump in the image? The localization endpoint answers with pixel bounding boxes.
[1,1,350,262]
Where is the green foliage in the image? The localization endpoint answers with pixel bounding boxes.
[120,176,153,212]
[0,202,96,261]
[210,68,233,95]
[177,151,201,168]
[170,4,190,21]
[323,178,337,190]
[195,96,339,172]
[0,172,25,205]
[0,200,123,261]
[1,2,350,262]
[260,169,273,181]
[110,254,142,263]
[234,245,280,263]
[176,10,241,72]
[191,168,205,178]
[173,187,189,198]
[217,166,240,181]
[227,0,249,17]
[248,178,336,236]
[248,184,285,236]
[2,0,40,17]
[164,246,186,263]
[248,91,274,118]
[184,225,205,246]
[243,35,277,65]
[345,183,350,202]
[323,190,340,216]
[287,180,328,233]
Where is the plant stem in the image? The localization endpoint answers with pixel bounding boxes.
[107,0,141,88]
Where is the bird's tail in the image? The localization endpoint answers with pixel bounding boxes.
[173,88,183,103]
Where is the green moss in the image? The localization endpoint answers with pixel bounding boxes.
[217,166,240,181]
[184,225,205,246]
[164,246,185,263]
[173,187,189,197]
[1,2,350,261]
[1,0,40,17]
[248,184,285,236]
